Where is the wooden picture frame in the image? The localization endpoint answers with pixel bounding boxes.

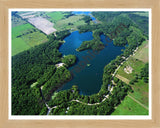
[0,0,160,127]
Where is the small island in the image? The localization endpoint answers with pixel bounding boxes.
[87,64,91,67]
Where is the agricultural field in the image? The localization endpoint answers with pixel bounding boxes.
[129,79,149,107]
[133,41,149,63]
[54,15,86,31]
[12,23,48,56]
[46,11,65,22]
[111,95,148,115]
[28,17,56,35]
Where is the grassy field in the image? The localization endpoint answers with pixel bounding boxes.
[111,95,148,115]
[129,79,149,107]
[46,12,65,22]
[116,57,145,81]
[12,38,30,55]
[54,15,86,31]
[12,23,48,56]
[133,41,149,63]
[12,23,34,38]
[21,31,48,47]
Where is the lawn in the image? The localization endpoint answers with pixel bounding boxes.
[133,41,149,63]
[116,57,145,81]
[12,23,48,56]
[111,95,148,115]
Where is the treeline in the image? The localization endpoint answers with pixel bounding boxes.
[81,15,92,24]
[16,28,37,38]
[12,30,73,115]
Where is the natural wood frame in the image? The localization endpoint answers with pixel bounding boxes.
[0,0,160,127]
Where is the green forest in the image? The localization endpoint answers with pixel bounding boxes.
[12,11,149,115]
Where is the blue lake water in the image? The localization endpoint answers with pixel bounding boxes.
[72,11,97,23]
[59,31,124,95]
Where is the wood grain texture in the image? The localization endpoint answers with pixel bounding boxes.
[0,0,160,127]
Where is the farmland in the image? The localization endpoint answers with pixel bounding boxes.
[54,15,86,31]
[11,11,87,56]
[12,23,48,56]
[46,11,65,22]
[28,17,56,35]
[133,41,149,63]
[111,95,148,115]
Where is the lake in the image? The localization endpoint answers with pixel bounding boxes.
[59,31,125,95]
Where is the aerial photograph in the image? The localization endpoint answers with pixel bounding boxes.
[11,10,149,116]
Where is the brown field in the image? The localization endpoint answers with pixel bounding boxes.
[28,17,56,35]
[115,74,130,84]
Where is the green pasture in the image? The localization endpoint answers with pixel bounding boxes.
[111,95,148,115]
[12,23,48,56]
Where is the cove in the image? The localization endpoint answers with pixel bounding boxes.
[59,31,125,95]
